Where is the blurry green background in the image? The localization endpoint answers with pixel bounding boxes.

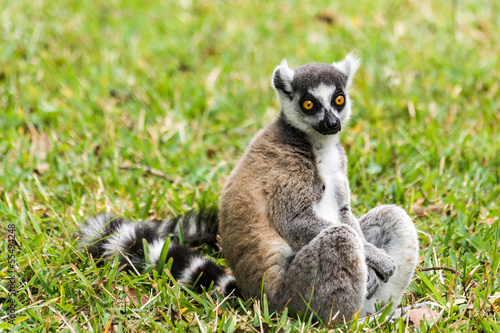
[0,0,499,331]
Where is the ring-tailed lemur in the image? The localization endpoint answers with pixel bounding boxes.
[77,54,419,323]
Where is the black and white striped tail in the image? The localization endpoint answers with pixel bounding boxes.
[77,211,240,297]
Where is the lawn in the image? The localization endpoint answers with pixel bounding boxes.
[0,0,499,331]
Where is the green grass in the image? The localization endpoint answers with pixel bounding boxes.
[1,0,499,331]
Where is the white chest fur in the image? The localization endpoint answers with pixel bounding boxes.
[312,137,350,225]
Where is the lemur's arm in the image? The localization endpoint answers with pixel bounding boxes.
[267,172,333,250]
[335,172,396,283]
[365,242,395,281]
[340,207,395,283]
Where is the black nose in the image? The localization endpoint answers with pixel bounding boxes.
[328,117,341,131]
[316,111,341,135]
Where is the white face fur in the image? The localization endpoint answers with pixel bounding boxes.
[272,54,360,140]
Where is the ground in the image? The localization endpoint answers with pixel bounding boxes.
[0,0,499,331]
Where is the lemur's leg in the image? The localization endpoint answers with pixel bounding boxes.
[358,205,419,316]
[272,225,367,322]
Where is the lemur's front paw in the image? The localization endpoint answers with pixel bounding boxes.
[366,267,380,299]
[365,242,396,283]
[373,255,396,283]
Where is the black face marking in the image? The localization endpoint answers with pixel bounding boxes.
[299,94,321,115]
[332,90,346,110]
[291,63,347,96]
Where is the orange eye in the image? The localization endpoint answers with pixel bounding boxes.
[335,95,345,105]
[303,100,314,110]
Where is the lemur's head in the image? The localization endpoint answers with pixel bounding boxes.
[272,53,360,137]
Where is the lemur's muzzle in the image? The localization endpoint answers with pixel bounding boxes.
[314,111,341,135]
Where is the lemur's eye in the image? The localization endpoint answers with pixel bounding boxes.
[334,95,345,106]
[303,100,314,110]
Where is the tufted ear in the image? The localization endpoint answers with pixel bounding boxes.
[272,59,294,98]
[332,53,361,88]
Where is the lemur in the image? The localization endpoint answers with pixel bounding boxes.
[78,54,419,323]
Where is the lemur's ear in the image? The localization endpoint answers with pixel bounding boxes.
[272,60,294,98]
[332,53,361,88]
